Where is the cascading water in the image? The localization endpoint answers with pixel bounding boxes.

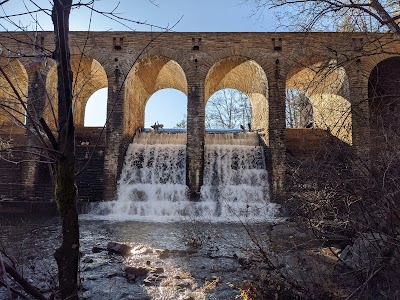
[200,133,277,221]
[90,132,280,222]
[92,132,190,221]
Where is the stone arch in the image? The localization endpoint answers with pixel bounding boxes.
[0,57,28,127]
[202,47,275,80]
[285,51,334,81]
[124,55,188,135]
[368,56,400,154]
[139,47,192,77]
[360,54,400,78]
[286,58,352,144]
[205,56,268,136]
[44,55,108,129]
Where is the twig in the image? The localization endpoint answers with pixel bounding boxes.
[3,261,48,300]
[0,280,30,299]
[0,251,12,300]
[345,265,384,300]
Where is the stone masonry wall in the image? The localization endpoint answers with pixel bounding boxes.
[0,31,399,204]
[0,128,106,205]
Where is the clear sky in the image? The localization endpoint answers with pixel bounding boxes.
[1,0,276,128]
[71,0,275,33]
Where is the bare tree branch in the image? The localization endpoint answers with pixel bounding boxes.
[0,0,11,6]
[3,261,48,300]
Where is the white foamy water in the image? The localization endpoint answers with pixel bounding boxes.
[87,132,280,222]
[200,142,278,221]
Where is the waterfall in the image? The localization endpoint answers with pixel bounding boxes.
[90,132,279,222]
[200,133,277,221]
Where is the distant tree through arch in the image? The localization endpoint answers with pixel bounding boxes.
[286,88,313,128]
[205,88,252,130]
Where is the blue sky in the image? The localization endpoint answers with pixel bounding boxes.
[1,0,275,32]
[1,0,276,128]
[68,0,276,32]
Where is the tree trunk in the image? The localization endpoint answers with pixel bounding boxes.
[369,0,400,39]
[51,1,80,299]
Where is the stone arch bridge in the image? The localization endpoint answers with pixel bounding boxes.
[0,31,399,207]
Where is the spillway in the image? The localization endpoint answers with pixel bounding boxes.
[90,132,279,222]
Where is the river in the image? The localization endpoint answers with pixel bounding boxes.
[1,215,277,300]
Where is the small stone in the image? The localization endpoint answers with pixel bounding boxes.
[85,276,97,281]
[143,279,154,286]
[92,246,106,253]
[158,249,170,259]
[126,274,137,283]
[176,282,191,289]
[151,267,164,274]
[106,271,124,278]
[37,282,48,291]
[82,265,92,271]
[143,274,163,286]
[321,247,340,260]
[82,257,94,263]
[146,260,151,265]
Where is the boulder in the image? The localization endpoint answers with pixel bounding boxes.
[107,242,132,255]
[125,266,150,282]
[340,232,392,270]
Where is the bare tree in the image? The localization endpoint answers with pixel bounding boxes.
[286,88,313,128]
[248,0,400,36]
[175,114,187,128]
[0,1,80,298]
[235,2,400,298]
[205,88,252,129]
[50,1,80,299]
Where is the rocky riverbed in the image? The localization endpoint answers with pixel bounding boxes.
[1,216,351,299]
